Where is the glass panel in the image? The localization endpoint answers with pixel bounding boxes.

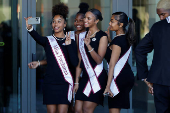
[132,1,158,112]
[35,0,111,112]
[0,0,21,113]
[132,0,160,67]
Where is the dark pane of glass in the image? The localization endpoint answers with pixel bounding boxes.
[0,0,21,112]
[132,0,157,112]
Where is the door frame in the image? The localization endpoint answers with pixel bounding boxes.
[21,0,36,112]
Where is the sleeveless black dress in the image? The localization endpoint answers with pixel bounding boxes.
[75,30,108,105]
[105,35,134,109]
[28,29,78,105]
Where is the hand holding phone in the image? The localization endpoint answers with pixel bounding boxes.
[28,17,40,24]
[103,92,110,96]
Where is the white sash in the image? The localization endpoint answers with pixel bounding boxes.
[47,36,73,102]
[107,46,131,97]
[79,32,103,97]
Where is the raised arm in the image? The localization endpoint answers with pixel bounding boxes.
[24,17,46,46]
[105,27,112,43]
[84,32,108,64]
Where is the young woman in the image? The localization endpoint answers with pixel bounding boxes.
[28,2,89,71]
[73,9,108,113]
[104,12,135,113]
[25,3,79,113]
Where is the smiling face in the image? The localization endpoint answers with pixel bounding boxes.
[157,8,170,20]
[52,15,66,33]
[109,15,120,31]
[84,11,99,28]
[74,13,85,31]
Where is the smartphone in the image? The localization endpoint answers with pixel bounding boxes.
[28,17,40,24]
[103,92,110,96]
[70,31,75,41]
[73,92,76,107]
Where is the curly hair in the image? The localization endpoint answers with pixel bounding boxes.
[77,2,89,15]
[52,3,68,20]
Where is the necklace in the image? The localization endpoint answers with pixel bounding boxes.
[89,30,99,37]
[53,34,66,41]
[114,34,125,38]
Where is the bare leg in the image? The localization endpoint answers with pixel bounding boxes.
[68,100,74,113]
[82,101,98,113]
[75,100,84,113]
[46,104,58,113]
[109,108,121,113]
[58,104,69,113]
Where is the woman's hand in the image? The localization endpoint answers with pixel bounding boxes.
[105,26,111,43]
[73,84,79,95]
[28,61,39,69]
[84,31,91,47]
[103,86,114,97]
[24,17,33,30]
[65,31,71,45]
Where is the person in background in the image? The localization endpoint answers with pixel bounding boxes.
[25,3,78,113]
[135,0,170,112]
[141,0,170,95]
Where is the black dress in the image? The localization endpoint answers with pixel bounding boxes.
[75,30,108,105]
[105,35,134,109]
[28,29,78,105]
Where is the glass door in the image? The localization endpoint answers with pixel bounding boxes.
[131,0,160,112]
[0,0,21,112]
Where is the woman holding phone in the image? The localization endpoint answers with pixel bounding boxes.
[25,3,78,113]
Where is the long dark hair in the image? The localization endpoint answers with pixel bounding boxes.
[112,12,136,45]
[88,8,103,21]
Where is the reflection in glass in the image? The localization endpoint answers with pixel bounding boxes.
[132,0,157,67]
[132,0,158,113]
[0,0,21,113]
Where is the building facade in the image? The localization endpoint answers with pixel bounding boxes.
[0,0,159,112]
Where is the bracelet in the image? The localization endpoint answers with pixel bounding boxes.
[74,83,79,84]
[38,60,40,66]
[88,48,94,52]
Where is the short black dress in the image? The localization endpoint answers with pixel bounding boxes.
[105,35,134,109]
[28,29,78,105]
[75,30,108,105]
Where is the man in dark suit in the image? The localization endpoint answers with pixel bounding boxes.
[135,0,170,112]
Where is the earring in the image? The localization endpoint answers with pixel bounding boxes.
[64,28,65,30]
